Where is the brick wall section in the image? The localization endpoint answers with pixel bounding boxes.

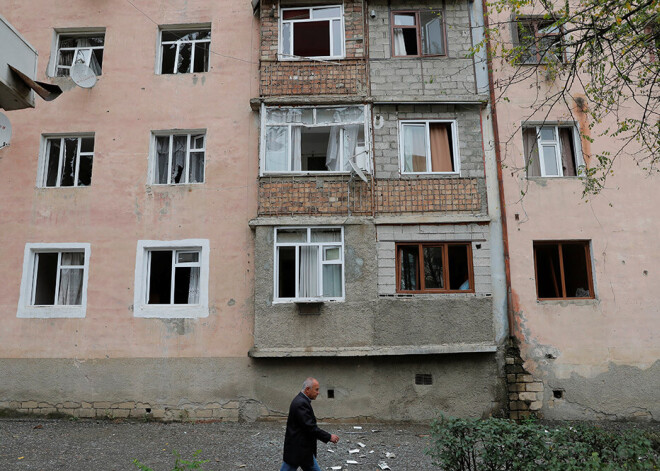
[506,340,545,420]
[260,59,367,96]
[259,0,367,97]
[258,176,481,216]
[368,0,478,101]
[376,223,492,295]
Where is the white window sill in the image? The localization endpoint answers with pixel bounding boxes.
[272,298,344,305]
[134,304,209,318]
[277,55,345,62]
[261,171,360,177]
[147,182,205,187]
[17,305,86,318]
[401,172,460,176]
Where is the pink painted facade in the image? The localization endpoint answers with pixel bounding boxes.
[490,6,660,420]
[0,0,259,360]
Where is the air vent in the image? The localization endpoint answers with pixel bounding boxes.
[415,373,433,385]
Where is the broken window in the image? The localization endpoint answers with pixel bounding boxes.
[523,125,583,177]
[392,10,445,57]
[263,106,369,174]
[159,28,211,74]
[146,249,201,305]
[55,33,105,77]
[42,136,94,187]
[153,133,205,184]
[400,121,458,173]
[515,18,564,64]
[534,241,594,299]
[275,227,344,301]
[280,6,343,59]
[397,243,473,293]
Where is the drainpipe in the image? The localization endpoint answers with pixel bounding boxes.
[469,0,513,341]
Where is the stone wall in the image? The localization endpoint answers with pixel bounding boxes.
[368,0,479,101]
[505,340,544,420]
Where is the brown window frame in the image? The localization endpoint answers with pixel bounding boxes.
[516,17,566,64]
[533,241,595,301]
[390,10,447,58]
[396,242,474,294]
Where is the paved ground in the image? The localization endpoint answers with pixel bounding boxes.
[0,418,435,470]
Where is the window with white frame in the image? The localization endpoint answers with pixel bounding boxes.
[159,27,211,74]
[280,6,344,59]
[274,227,344,302]
[17,243,91,318]
[152,132,205,184]
[54,32,105,77]
[40,135,94,187]
[522,124,583,177]
[400,120,459,174]
[262,105,369,174]
[133,239,209,318]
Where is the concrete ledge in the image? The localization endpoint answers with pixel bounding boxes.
[248,343,498,358]
[250,96,371,110]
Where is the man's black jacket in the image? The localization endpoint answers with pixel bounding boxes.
[282,391,332,467]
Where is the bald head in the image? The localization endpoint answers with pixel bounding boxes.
[302,377,320,400]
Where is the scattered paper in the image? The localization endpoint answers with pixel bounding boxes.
[369,450,374,454]
[358,442,365,448]
[331,467,342,470]
[378,462,391,470]
[353,426,362,429]
[371,429,380,433]
[349,449,359,454]
[346,460,359,464]
[328,449,335,452]
[385,452,396,459]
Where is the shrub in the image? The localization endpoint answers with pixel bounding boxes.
[427,416,658,471]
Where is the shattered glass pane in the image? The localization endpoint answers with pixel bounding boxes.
[33,253,58,305]
[189,152,204,183]
[176,43,192,73]
[60,138,78,186]
[78,155,93,186]
[193,42,209,72]
[161,43,177,73]
[423,246,444,289]
[162,30,211,42]
[45,139,61,187]
[80,137,94,153]
[171,136,187,183]
[156,136,170,184]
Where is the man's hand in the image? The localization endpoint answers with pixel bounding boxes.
[330,434,339,444]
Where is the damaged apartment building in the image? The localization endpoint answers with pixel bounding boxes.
[0,0,508,422]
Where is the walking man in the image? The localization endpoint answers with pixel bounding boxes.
[280,377,339,471]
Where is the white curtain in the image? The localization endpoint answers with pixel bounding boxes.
[187,267,200,304]
[172,136,187,183]
[155,137,170,183]
[58,253,84,305]
[342,125,360,171]
[291,127,302,171]
[265,127,288,171]
[189,152,204,183]
[394,29,407,56]
[325,127,341,171]
[322,265,341,297]
[299,246,319,298]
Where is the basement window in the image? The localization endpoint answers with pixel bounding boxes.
[400,121,459,174]
[280,6,344,59]
[262,105,369,174]
[274,227,344,302]
[158,27,211,74]
[397,242,474,293]
[54,32,105,77]
[523,125,583,177]
[133,239,210,318]
[415,373,433,385]
[534,241,594,300]
[40,135,94,187]
[152,132,205,184]
[17,243,91,318]
[391,11,445,57]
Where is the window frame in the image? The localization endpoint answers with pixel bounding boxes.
[149,130,206,185]
[533,240,595,301]
[515,17,565,65]
[38,134,95,188]
[260,104,371,175]
[133,239,210,318]
[273,226,345,303]
[390,9,447,58]
[156,24,212,75]
[523,123,584,178]
[17,243,91,318]
[279,5,345,60]
[399,119,460,175]
[50,29,106,77]
[395,242,474,294]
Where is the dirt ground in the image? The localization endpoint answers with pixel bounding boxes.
[0,418,436,470]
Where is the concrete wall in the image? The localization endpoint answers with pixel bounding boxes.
[253,222,495,350]
[490,9,660,420]
[368,0,481,101]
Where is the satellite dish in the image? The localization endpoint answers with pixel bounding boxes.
[70,63,97,89]
[0,112,11,149]
[348,159,368,183]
